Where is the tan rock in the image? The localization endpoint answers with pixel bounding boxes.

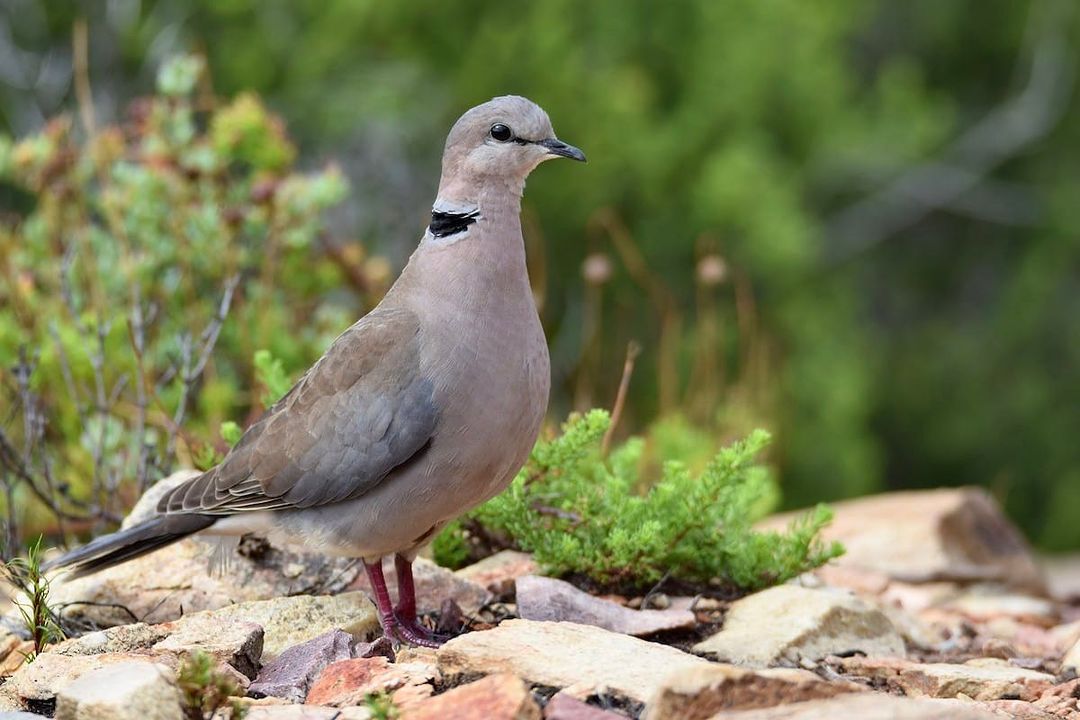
[1062,635,1080,672]
[692,585,905,667]
[54,661,180,720]
[642,663,864,720]
[1041,553,1080,602]
[456,550,539,596]
[839,656,1055,701]
[306,655,438,707]
[944,586,1057,626]
[243,706,374,719]
[704,693,1004,719]
[196,591,379,661]
[9,651,164,702]
[0,637,33,676]
[153,613,264,678]
[45,471,361,630]
[349,557,491,615]
[516,575,696,637]
[759,488,1045,592]
[404,673,540,720]
[437,619,707,703]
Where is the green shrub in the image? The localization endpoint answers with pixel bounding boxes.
[1,537,64,662]
[177,650,246,720]
[434,411,842,592]
[0,55,367,539]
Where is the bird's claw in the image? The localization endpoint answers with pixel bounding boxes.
[390,613,450,648]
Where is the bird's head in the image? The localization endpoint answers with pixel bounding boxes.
[438,95,585,198]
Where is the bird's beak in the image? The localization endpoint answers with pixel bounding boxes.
[538,138,587,162]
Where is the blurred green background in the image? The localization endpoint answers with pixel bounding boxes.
[1,0,1078,549]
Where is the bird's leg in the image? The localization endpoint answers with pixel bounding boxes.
[392,554,448,647]
[362,558,403,643]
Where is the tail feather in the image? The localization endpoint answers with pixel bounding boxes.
[45,514,216,579]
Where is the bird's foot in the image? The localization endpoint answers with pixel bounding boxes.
[390,613,449,648]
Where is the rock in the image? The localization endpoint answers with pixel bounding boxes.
[437,619,707,704]
[54,661,180,720]
[642,663,864,720]
[1041,554,1080,602]
[53,623,169,656]
[692,585,905,667]
[153,613,264,678]
[406,673,540,720]
[980,699,1057,719]
[759,488,1045,592]
[1033,677,1080,717]
[349,557,491,615]
[306,655,438,707]
[944,586,1058,626]
[197,592,379,661]
[0,713,47,720]
[0,636,32,677]
[1062,636,1080,673]
[241,706,373,719]
[703,693,1004,719]
[249,629,355,702]
[9,651,163,702]
[46,473,361,630]
[543,692,625,720]
[456,551,539,596]
[515,575,696,637]
[839,656,1056,701]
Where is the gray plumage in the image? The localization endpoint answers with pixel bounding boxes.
[48,96,584,586]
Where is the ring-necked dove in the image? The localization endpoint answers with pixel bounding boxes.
[46,95,585,647]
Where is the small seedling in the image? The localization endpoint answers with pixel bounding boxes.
[364,691,401,720]
[177,650,247,720]
[2,537,64,662]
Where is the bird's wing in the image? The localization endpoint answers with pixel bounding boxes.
[158,306,438,515]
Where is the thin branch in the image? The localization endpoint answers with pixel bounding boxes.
[825,0,1075,264]
[601,342,641,457]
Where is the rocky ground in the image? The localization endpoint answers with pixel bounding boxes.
[1,481,1079,719]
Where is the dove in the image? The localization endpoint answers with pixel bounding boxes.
[46,95,585,647]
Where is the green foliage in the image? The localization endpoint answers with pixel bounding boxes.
[363,691,400,720]
[253,349,293,407]
[0,55,362,534]
[435,412,842,591]
[177,650,247,720]
[2,537,65,661]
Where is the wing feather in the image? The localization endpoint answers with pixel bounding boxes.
[158,306,437,516]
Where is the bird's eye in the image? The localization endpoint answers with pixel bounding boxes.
[489,123,513,142]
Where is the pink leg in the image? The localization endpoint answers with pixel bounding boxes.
[362,559,401,641]
[393,554,448,647]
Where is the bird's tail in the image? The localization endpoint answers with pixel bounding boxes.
[43,514,216,579]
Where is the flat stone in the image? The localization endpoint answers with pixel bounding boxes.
[839,656,1056,701]
[249,629,354,702]
[980,699,1057,719]
[456,551,539,596]
[44,472,361,630]
[1062,636,1080,672]
[544,692,625,719]
[437,619,707,704]
[1033,677,1080,717]
[241,706,373,719]
[516,575,696,637]
[692,585,905,667]
[306,655,437,707]
[153,613,264,678]
[704,693,1004,719]
[198,592,378,661]
[54,661,180,720]
[1041,554,1080,602]
[643,663,864,720]
[758,488,1045,592]
[407,673,540,720]
[9,651,163,702]
[349,557,491,615]
[0,638,33,677]
[944,587,1057,625]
